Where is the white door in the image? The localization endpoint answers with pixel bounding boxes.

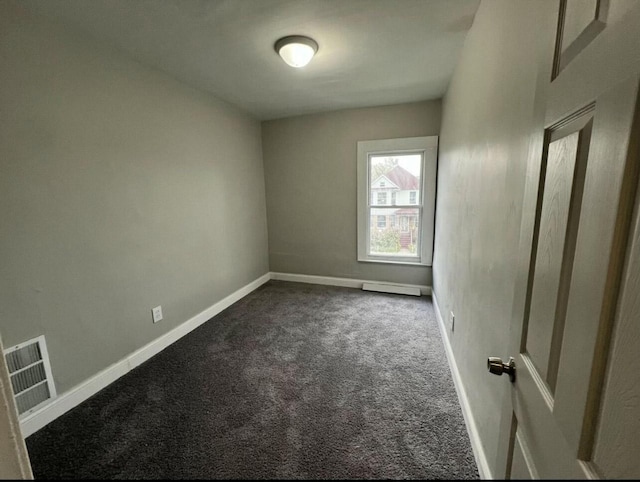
[0,334,33,479]
[494,1,640,478]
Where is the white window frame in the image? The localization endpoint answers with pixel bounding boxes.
[357,136,438,266]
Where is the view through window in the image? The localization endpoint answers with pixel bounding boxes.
[368,154,422,258]
[357,136,437,266]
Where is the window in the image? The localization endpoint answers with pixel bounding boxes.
[357,136,437,266]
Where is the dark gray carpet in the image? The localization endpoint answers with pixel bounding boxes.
[26,280,478,479]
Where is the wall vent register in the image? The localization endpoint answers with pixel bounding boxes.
[3,335,56,417]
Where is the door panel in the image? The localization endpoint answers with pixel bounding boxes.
[510,427,538,480]
[548,3,640,125]
[553,0,608,78]
[592,187,640,478]
[524,113,592,385]
[515,67,640,482]
[513,352,583,478]
[498,1,640,478]
[561,0,599,50]
[552,76,640,461]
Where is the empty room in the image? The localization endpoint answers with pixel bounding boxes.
[1,0,640,479]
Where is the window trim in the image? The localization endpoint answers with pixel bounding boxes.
[357,136,438,266]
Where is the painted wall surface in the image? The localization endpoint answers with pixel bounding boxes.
[0,2,269,395]
[262,101,441,286]
[434,0,555,475]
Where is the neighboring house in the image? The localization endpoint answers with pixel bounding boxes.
[370,165,420,250]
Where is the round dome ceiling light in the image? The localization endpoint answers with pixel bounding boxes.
[274,35,318,68]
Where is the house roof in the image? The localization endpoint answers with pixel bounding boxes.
[372,175,399,190]
[380,165,420,190]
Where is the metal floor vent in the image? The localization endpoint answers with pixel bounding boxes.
[4,335,56,418]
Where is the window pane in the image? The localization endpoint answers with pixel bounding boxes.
[370,154,421,206]
[369,207,420,257]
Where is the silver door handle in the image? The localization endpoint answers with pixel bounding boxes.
[487,356,516,382]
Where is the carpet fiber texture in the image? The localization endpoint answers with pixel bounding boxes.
[26,280,478,479]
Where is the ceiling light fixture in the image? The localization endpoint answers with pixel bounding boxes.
[274,35,318,68]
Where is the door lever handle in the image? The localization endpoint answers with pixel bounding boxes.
[487,356,516,382]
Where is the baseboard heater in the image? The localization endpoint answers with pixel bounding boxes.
[362,282,421,297]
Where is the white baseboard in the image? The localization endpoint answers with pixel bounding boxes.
[20,272,271,438]
[270,272,431,295]
[432,290,492,480]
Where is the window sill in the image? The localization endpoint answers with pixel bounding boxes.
[357,257,431,267]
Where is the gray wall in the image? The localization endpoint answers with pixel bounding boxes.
[0,2,269,395]
[262,101,441,286]
[434,0,555,475]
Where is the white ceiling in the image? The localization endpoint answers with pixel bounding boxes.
[21,0,479,120]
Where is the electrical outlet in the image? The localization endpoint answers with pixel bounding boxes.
[152,306,163,323]
[449,311,455,332]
